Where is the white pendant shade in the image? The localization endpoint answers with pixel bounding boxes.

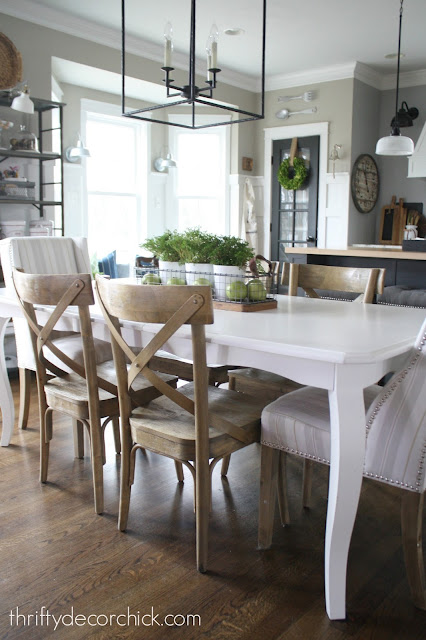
[11,90,34,114]
[375,133,414,156]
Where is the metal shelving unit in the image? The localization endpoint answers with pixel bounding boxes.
[0,95,65,235]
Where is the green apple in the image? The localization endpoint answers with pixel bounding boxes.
[226,280,247,301]
[247,279,267,301]
[142,273,161,285]
[167,277,186,285]
[192,278,213,287]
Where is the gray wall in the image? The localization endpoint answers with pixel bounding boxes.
[254,78,354,177]
[348,79,381,244]
[0,12,257,176]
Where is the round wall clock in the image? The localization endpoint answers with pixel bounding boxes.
[351,154,380,213]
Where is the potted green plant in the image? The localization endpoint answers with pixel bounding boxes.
[178,228,219,285]
[211,235,255,300]
[140,230,185,283]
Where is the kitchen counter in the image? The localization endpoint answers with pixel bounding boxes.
[285,245,426,261]
[284,245,426,289]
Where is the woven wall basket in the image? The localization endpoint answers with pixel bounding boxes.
[0,33,23,90]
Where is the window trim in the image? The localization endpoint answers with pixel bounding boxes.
[80,99,149,261]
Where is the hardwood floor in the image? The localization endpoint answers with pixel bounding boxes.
[1,374,425,639]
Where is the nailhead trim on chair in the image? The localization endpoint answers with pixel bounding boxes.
[366,329,426,493]
[377,302,426,309]
[260,440,330,465]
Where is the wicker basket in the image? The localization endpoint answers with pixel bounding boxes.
[0,33,23,90]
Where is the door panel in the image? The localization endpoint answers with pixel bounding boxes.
[271,136,319,263]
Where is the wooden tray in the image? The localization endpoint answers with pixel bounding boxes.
[213,299,277,312]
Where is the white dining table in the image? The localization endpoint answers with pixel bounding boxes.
[0,286,424,620]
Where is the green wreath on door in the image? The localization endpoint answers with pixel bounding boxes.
[277,156,308,190]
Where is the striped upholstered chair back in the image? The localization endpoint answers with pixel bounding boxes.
[364,316,426,494]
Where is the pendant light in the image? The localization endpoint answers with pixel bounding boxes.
[121,0,266,129]
[9,83,35,114]
[376,0,414,156]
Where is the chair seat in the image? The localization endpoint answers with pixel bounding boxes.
[45,362,177,421]
[130,383,264,461]
[46,335,113,373]
[228,367,303,401]
[150,350,232,386]
[261,384,382,464]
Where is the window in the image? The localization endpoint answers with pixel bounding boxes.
[81,100,148,265]
[167,115,230,235]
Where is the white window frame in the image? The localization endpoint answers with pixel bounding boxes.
[80,99,150,262]
[166,114,231,234]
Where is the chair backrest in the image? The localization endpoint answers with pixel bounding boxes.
[95,276,250,447]
[281,262,385,302]
[0,236,92,371]
[12,269,116,397]
[364,316,426,494]
[0,236,91,282]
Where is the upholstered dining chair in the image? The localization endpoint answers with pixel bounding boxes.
[0,236,100,442]
[95,276,265,571]
[12,270,177,514]
[258,317,426,609]
[223,263,386,478]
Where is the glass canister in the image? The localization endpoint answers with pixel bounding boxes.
[9,125,39,152]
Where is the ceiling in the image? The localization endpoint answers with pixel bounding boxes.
[2,0,426,91]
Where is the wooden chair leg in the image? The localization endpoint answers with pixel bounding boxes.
[118,432,133,531]
[88,420,104,515]
[277,451,290,526]
[221,455,231,476]
[40,408,52,483]
[401,491,426,610]
[18,367,31,430]
[221,374,236,476]
[302,459,314,508]
[258,445,280,549]
[112,416,121,454]
[72,419,85,459]
[174,461,184,482]
[195,456,210,573]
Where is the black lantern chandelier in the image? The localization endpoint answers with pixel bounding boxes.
[121,0,266,129]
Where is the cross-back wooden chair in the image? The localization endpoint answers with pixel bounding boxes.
[12,270,177,514]
[225,262,386,495]
[258,317,426,610]
[282,262,386,301]
[95,276,265,571]
[0,237,98,437]
[228,262,385,406]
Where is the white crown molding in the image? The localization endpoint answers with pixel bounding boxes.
[266,62,359,91]
[353,62,382,89]
[0,0,258,93]
[266,59,426,93]
[380,68,426,90]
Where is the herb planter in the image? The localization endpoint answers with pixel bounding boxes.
[185,263,214,286]
[158,260,186,284]
[213,265,246,300]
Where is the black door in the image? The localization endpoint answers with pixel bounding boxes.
[271,135,319,263]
